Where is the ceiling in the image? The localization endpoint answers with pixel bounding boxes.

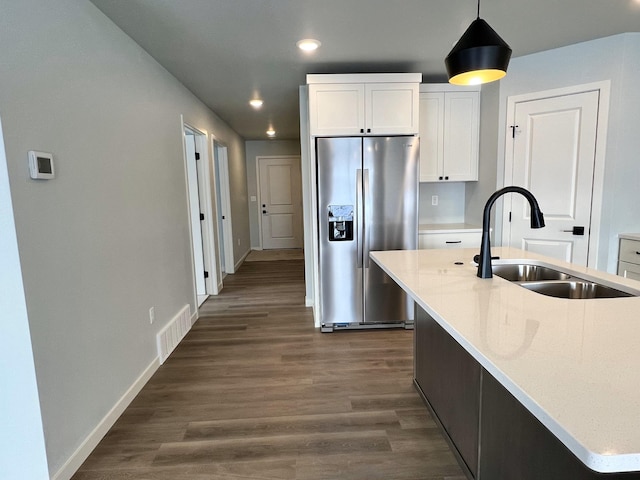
[89,0,640,141]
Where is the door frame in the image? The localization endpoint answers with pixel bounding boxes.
[256,155,302,250]
[181,118,220,302]
[501,81,611,269]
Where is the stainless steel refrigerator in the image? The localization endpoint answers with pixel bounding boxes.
[317,136,419,332]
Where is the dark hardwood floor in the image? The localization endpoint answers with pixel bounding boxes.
[72,259,465,479]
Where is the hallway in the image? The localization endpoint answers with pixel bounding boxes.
[72,259,465,479]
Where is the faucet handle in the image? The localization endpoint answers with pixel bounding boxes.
[473,254,500,264]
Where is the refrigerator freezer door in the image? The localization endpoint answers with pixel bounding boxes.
[363,136,419,324]
[317,137,363,326]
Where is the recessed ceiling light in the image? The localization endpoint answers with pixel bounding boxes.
[297,38,321,52]
[249,99,263,109]
[266,128,276,137]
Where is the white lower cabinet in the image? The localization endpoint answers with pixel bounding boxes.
[419,225,482,250]
[618,235,640,281]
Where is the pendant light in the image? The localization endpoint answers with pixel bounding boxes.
[445,0,512,85]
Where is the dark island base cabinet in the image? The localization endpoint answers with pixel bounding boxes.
[414,305,481,477]
[480,372,640,480]
[414,305,640,480]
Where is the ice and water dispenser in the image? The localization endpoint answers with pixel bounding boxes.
[328,205,354,241]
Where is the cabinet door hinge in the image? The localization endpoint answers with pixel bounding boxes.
[510,125,519,138]
[195,152,200,160]
[200,213,205,221]
[509,211,512,222]
[204,271,209,279]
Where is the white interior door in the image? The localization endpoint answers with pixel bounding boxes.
[184,131,206,296]
[213,144,225,275]
[258,156,303,249]
[213,142,235,274]
[504,90,600,265]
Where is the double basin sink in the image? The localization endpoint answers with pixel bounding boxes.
[491,262,638,299]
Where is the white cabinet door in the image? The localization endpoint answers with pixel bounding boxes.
[309,82,418,136]
[419,93,444,182]
[366,83,419,135]
[419,89,479,182]
[309,83,365,136]
[443,91,479,181]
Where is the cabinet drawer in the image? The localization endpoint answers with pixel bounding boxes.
[419,231,481,249]
[619,238,640,265]
[618,261,640,281]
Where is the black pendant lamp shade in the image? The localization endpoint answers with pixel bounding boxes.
[445,16,512,85]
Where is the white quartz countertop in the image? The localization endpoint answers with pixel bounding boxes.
[370,247,640,474]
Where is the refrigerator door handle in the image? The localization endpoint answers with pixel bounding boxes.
[356,169,363,268]
[363,168,370,267]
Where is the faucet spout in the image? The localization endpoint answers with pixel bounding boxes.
[478,186,545,278]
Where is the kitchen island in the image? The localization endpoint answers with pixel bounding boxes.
[371,247,640,479]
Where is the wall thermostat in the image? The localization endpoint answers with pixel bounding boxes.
[28,151,55,179]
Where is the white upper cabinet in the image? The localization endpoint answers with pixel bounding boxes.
[364,83,419,135]
[308,83,365,136]
[419,85,480,182]
[307,74,421,136]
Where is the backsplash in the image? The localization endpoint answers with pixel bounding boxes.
[419,182,466,224]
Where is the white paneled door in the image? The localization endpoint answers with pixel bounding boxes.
[258,156,303,249]
[504,90,600,266]
[184,131,206,295]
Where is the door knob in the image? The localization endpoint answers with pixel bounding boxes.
[563,226,585,235]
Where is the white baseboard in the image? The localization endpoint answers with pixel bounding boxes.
[305,296,314,307]
[51,357,160,480]
[234,248,250,272]
[196,294,209,307]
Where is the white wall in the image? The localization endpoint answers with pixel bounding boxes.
[0,0,247,476]
[226,140,251,266]
[245,140,301,249]
[494,33,640,272]
[465,81,501,228]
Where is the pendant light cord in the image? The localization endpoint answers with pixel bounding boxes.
[477,0,480,19]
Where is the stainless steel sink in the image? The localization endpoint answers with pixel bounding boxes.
[490,261,638,299]
[493,264,572,282]
[520,280,634,299]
